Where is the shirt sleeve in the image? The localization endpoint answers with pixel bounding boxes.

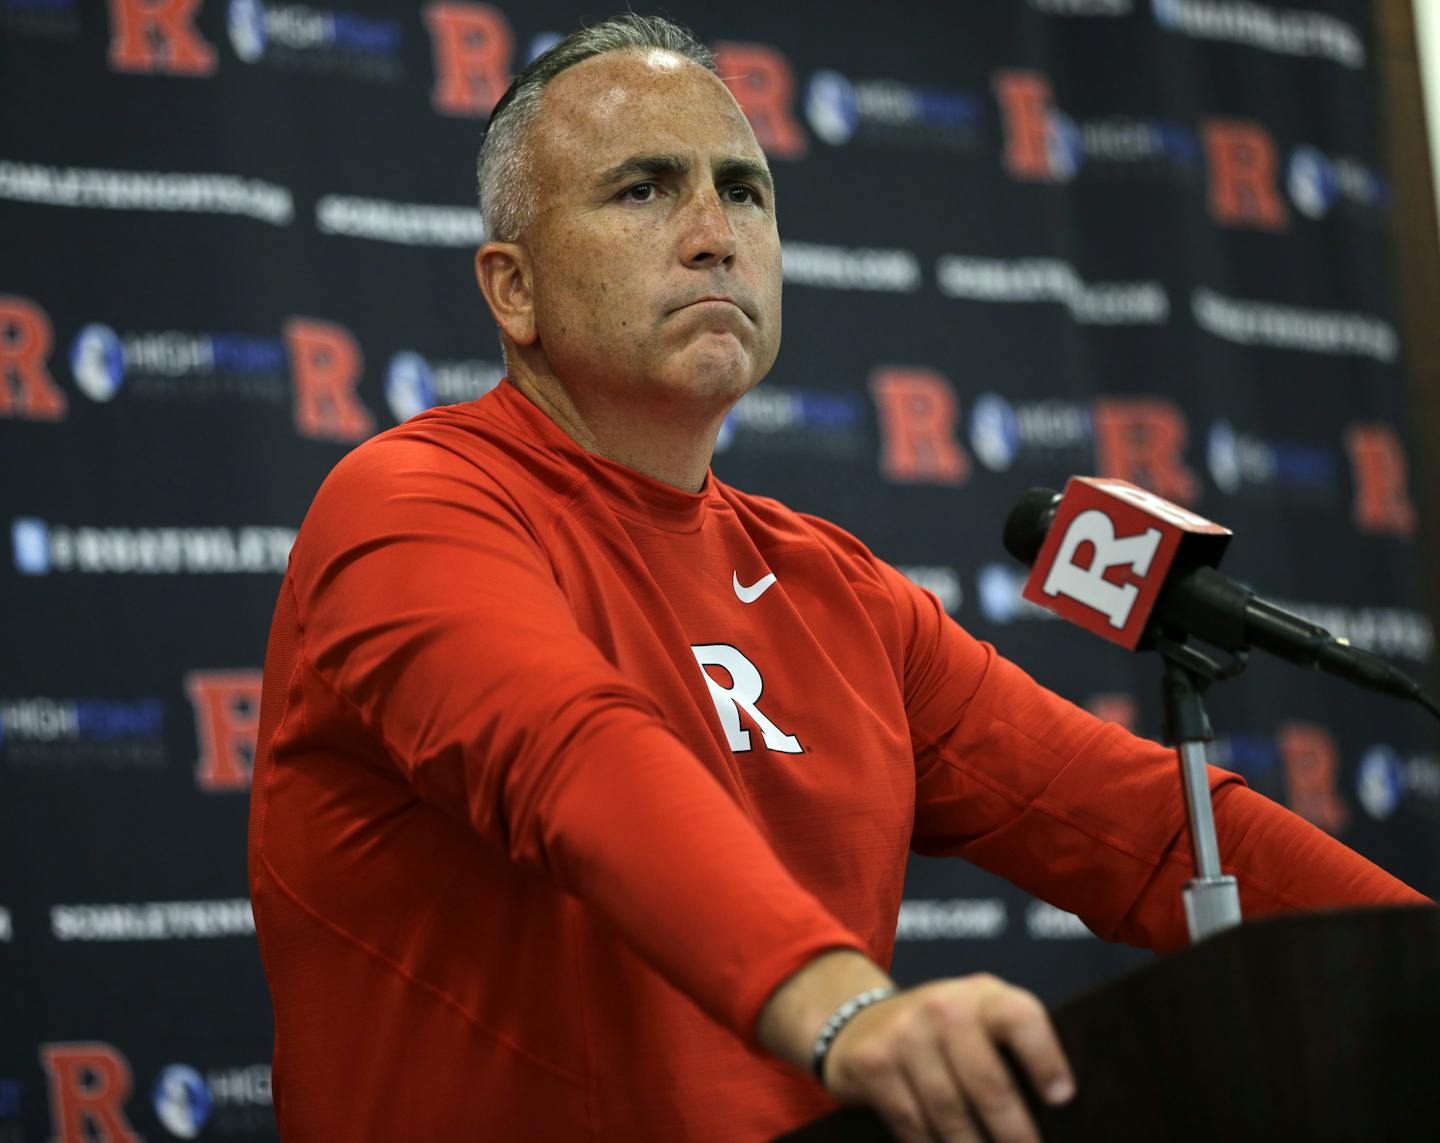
[284,436,868,1041]
[878,561,1431,953]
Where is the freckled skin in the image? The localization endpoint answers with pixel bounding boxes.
[474,50,782,491]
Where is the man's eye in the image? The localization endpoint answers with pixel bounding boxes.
[623,183,657,202]
[724,185,761,205]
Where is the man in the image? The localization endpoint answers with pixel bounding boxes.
[248,14,1429,1142]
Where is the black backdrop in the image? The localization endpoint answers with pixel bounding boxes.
[3,1,1437,1139]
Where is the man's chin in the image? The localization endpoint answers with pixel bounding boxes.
[656,342,758,404]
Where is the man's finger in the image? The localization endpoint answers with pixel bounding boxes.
[874,1075,945,1143]
[898,1043,983,1143]
[944,1022,1042,1143]
[979,986,1076,1106]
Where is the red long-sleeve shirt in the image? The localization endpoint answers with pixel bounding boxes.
[248,378,1427,1141]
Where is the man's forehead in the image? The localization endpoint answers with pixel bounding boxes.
[535,49,761,164]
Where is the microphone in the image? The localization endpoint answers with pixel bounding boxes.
[1003,478,1433,710]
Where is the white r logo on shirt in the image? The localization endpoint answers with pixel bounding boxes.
[690,643,803,754]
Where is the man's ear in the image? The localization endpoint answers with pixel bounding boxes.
[475,242,538,347]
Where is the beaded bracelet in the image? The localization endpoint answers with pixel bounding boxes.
[810,986,899,1083]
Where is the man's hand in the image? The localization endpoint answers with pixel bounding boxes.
[825,973,1073,1142]
[757,952,1074,1143]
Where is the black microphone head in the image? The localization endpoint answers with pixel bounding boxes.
[1003,487,1062,567]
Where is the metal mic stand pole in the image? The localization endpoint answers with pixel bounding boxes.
[1158,638,1244,942]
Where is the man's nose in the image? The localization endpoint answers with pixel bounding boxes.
[680,187,738,267]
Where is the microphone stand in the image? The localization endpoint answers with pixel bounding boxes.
[1157,636,1245,942]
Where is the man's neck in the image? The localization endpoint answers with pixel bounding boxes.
[505,364,725,493]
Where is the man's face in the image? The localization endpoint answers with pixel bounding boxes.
[518,49,782,412]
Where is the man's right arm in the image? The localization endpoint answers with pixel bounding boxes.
[286,437,868,1043]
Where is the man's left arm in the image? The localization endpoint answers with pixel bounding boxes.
[880,561,1432,952]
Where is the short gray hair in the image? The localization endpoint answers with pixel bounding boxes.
[476,14,715,243]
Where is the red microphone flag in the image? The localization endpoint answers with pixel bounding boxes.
[1022,477,1232,650]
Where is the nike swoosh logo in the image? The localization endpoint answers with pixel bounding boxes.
[733,571,777,604]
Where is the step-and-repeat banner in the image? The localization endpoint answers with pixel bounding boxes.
[3,1,1436,1138]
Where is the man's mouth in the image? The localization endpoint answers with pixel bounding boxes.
[674,296,751,319]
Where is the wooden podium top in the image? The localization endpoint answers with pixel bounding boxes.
[775,905,1440,1142]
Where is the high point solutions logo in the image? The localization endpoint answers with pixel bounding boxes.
[153,1061,271,1138]
[805,69,983,150]
[384,352,503,423]
[0,695,166,769]
[227,0,404,80]
[1206,418,1336,497]
[70,322,288,403]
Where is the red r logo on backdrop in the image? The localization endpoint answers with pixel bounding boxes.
[107,0,217,76]
[0,296,67,421]
[713,43,807,159]
[424,2,514,117]
[1279,722,1349,835]
[1091,398,1199,505]
[187,670,263,791]
[41,1043,141,1143]
[1344,423,1415,537]
[993,71,1057,182]
[869,367,969,486]
[1202,120,1288,231]
[285,318,375,443]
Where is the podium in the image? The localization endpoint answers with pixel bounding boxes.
[774,905,1440,1141]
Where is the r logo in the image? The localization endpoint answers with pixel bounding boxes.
[0,296,68,421]
[186,670,262,791]
[869,367,969,486]
[41,1042,141,1143]
[691,643,803,754]
[1202,120,1288,231]
[713,43,806,159]
[285,318,375,443]
[1344,423,1415,537]
[1085,693,1138,732]
[423,1,514,117]
[1040,510,1162,630]
[1091,398,1198,505]
[1278,722,1349,835]
[993,71,1059,182]
[107,0,217,76]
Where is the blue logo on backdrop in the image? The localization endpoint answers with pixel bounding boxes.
[978,563,1026,624]
[1357,745,1405,820]
[965,393,1093,472]
[1208,734,1285,785]
[975,563,1057,625]
[1150,0,1185,26]
[227,0,266,62]
[1206,419,1336,496]
[805,71,859,145]
[68,324,287,400]
[12,518,50,576]
[528,32,562,64]
[1286,145,1388,219]
[226,0,402,71]
[1045,111,1083,181]
[154,1065,213,1139]
[804,68,982,149]
[70,324,124,402]
[0,0,77,15]
[385,352,438,423]
[0,697,165,748]
[967,393,1021,472]
[1287,146,1337,219]
[0,1079,18,1118]
[714,386,864,457]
